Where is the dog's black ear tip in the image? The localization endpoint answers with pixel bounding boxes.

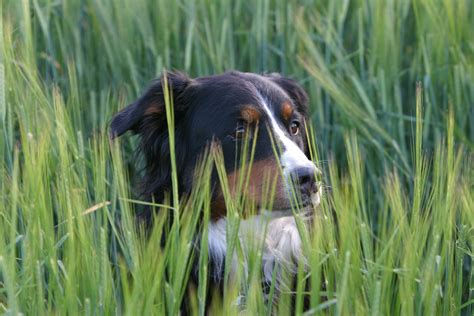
[109,109,134,139]
[109,116,121,139]
[108,128,121,141]
[108,129,120,140]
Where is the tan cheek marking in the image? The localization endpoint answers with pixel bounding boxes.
[281,102,293,121]
[240,105,261,123]
[211,157,287,220]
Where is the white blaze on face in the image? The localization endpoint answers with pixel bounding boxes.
[256,92,319,180]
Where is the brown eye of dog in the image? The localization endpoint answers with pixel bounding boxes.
[290,121,300,135]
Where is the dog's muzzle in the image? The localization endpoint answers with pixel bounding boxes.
[287,165,322,208]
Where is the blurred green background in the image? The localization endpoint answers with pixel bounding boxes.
[3,0,473,167]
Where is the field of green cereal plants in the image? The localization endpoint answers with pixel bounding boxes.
[1,0,473,314]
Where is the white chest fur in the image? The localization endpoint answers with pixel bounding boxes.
[207,211,309,285]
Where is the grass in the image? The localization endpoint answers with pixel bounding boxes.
[1,0,473,314]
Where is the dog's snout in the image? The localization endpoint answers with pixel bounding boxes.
[291,166,319,194]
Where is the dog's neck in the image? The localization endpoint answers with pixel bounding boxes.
[207,209,312,287]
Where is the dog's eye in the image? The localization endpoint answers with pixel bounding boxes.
[290,121,300,136]
[230,123,247,140]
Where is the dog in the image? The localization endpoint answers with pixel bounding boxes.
[110,71,322,308]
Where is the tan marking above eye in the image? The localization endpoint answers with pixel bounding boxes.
[240,105,261,123]
[281,102,293,121]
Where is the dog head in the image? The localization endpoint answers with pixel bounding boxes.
[111,71,321,219]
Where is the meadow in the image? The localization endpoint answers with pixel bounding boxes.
[1,0,473,314]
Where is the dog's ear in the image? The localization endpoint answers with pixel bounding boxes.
[267,73,309,116]
[110,72,191,138]
[267,73,312,156]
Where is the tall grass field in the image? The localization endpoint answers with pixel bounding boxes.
[1,0,473,314]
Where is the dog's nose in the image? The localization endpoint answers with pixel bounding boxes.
[291,166,319,195]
